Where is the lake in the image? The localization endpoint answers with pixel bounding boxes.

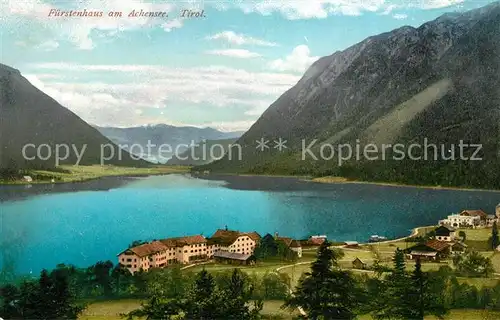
[1,174,499,276]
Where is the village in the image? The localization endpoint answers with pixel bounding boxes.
[118,227,313,274]
[118,203,500,276]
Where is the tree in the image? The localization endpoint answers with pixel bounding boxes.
[126,296,183,320]
[492,222,499,250]
[283,241,360,319]
[184,269,220,319]
[453,250,494,277]
[405,259,449,319]
[219,269,263,320]
[127,268,262,320]
[372,248,411,319]
[90,260,114,296]
[458,231,466,242]
[0,283,20,318]
[2,269,85,320]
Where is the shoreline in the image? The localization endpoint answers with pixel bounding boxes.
[2,168,499,193]
[309,176,500,193]
[0,165,190,186]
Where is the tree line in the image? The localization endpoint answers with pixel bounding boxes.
[3,241,500,319]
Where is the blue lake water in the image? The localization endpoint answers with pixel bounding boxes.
[1,174,499,275]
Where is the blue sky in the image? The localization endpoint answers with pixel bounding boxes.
[1,0,497,131]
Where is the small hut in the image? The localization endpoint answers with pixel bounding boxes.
[352,257,367,270]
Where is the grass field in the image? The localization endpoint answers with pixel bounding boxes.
[79,299,297,320]
[462,227,493,251]
[79,299,499,320]
[1,165,190,184]
[185,260,294,275]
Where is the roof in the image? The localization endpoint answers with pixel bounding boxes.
[425,240,451,252]
[460,210,488,218]
[160,235,206,247]
[435,225,454,236]
[309,237,326,245]
[352,257,366,264]
[120,241,168,258]
[213,251,254,261]
[344,241,359,246]
[276,237,302,248]
[289,240,301,248]
[410,251,438,257]
[210,229,261,246]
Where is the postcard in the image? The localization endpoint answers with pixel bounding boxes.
[1,1,500,319]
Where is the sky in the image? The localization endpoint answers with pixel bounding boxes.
[1,0,497,132]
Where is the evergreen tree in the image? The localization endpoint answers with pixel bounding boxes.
[184,269,220,319]
[126,296,183,320]
[219,269,262,320]
[492,222,499,250]
[0,283,20,318]
[283,241,360,319]
[406,259,449,319]
[373,248,411,319]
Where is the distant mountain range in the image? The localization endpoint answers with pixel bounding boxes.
[200,2,500,189]
[166,138,238,166]
[0,63,147,170]
[95,125,243,163]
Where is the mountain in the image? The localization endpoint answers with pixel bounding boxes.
[200,2,500,189]
[166,138,238,166]
[0,64,148,169]
[95,125,243,163]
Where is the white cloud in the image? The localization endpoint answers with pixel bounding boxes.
[392,13,408,20]
[205,49,262,58]
[206,31,277,47]
[218,0,467,19]
[37,40,59,51]
[23,63,301,129]
[419,0,465,10]
[268,45,319,73]
[2,0,179,50]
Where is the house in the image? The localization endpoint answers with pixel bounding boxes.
[309,235,327,245]
[22,176,33,182]
[352,258,367,270]
[407,240,451,261]
[118,235,211,274]
[344,241,360,248]
[434,225,455,242]
[160,235,210,264]
[117,241,170,274]
[460,210,488,225]
[439,214,481,228]
[275,233,303,258]
[213,251,256,265]
[208,228,261,256]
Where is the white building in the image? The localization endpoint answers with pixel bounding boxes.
[434,225,456,242]
[439,214,481,228]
